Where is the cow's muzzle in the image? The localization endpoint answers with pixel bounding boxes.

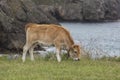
[73,58,80,61]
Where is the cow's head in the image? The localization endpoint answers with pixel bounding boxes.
[68,45,80,61]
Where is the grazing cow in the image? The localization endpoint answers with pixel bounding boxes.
[22,23,80,62]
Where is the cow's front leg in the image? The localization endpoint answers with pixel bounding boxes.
[56,48,61,62]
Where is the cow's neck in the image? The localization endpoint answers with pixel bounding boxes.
[67,37,74,48]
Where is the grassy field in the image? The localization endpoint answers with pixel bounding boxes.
[0,55,120,80]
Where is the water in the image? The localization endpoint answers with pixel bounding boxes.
[60,21,120,58]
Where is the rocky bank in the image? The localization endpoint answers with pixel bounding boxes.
[0,0,58,52]
[37,0,120,21]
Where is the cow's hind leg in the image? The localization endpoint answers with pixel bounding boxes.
[29,44,37,61]
[22,43,31,62]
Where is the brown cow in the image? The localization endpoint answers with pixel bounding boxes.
[22,23,80,62]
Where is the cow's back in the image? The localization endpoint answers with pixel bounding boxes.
[26,23,64,44]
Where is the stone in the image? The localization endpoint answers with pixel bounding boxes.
[0,0,59,52]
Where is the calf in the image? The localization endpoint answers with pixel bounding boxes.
[22,23,80,62]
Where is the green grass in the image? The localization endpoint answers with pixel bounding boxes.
[0,55,120,80]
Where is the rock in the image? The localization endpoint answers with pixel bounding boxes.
[82,0,105,21]
[82,0,120,21]
[56,3,83,21]
[37,0,120,21]
[104,0,120,20]
[38,1,83,21]
[0,0,59,52]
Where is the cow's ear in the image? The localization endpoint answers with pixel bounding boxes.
[71,45,75,48]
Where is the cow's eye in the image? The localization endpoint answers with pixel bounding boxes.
[74,51,77,53]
